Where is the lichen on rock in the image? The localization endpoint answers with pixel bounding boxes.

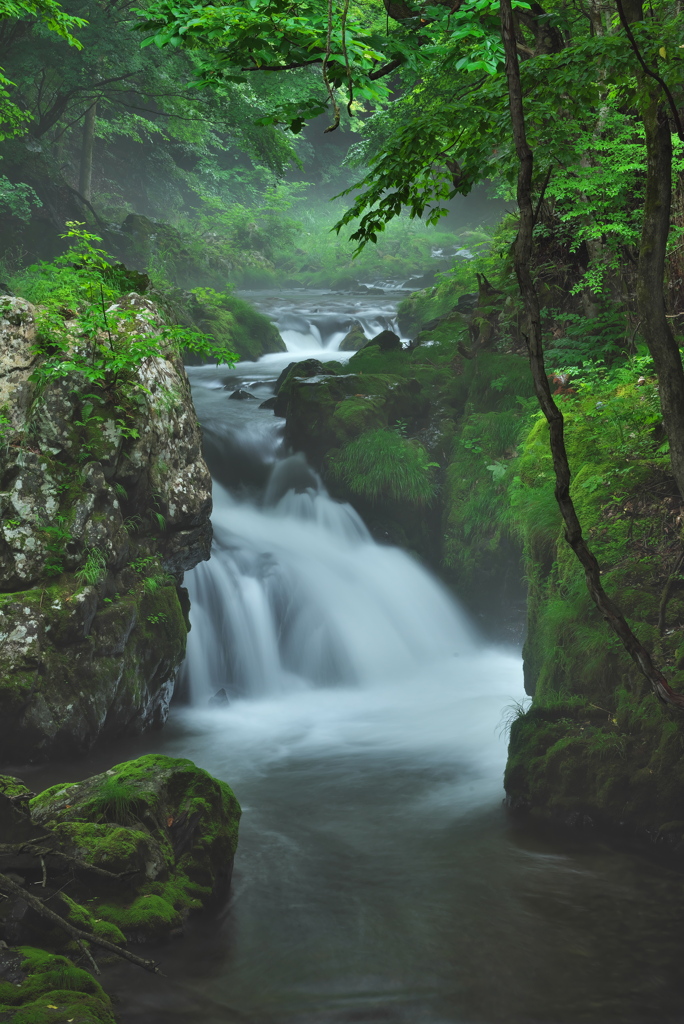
[0,293,212,761]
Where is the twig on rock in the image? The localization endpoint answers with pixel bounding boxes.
[0,872,163,976]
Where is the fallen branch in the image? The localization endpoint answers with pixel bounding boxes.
[0,872,163,976]
[0,842,134,882]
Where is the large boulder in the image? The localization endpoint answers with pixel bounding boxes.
[0,756,240,1017]
[28,755,241,940]
[0,294,212,761]
[338,324,367,352]
[273,358,327,418]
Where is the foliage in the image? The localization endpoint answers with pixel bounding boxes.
[443,353,534,590]
[82,775,148,826]
[509,352,677,702]
[129,555,174,594]
[542,306,636,369]
[0,0,85,140]
[0,174,41,220]
[328,426,438,505]
[29,224,237,406]
[75,547,106,586]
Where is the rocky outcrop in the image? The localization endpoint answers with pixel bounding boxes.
[503,370,684,839]
[278,361,427,470]
[0,294,212,762]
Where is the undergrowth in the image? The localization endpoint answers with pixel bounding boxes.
[328,427,438,505]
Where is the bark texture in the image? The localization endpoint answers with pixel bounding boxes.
[78,101,97,202]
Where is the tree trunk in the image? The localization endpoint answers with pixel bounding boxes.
[78,101,97,202]
[499,0,684,709]
[635,93,684,500]
[618,0,684,501]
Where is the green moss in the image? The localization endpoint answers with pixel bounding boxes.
[347,345,409,376]
[329,396,388,442]
[0,775,32,800]
[96,893,181,932]
[0,948,115,1024]
[58,895,127,946]
[189,287,285,361]
[50,820,154,874]
[328,428,437,505]
[29,784,78,814]
[30,755,241,941]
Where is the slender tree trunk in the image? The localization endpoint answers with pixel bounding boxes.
[499,0,684,709]
[635,93,684,500]
[618,0,684,501]
[79,101,97,202]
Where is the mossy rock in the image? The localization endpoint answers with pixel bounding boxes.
[29,755,241,941]
[0,581,188,763]
[0,775,33,823]
[0,947,115,1024]
[273,358,330,417]
[284,372,427,468]
[338,324,367,352]
[187,288,285,362]
[505,691,684,837]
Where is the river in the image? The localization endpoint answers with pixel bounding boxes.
[25,288,684,1023]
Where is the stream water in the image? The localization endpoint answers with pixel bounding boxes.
[25,289,684,1023]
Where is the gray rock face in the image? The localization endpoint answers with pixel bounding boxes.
[0,294,212,762]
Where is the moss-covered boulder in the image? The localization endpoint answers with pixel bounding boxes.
[186,287,286,362]
[0,757,240,1019]
[338,324,367,352]
[0,947,116,1024]
[0,294,212,761]
[2,756,240,947]
[284,372,428,468]
[273,358,329,418]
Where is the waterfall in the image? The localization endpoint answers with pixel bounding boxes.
[275,309,399,352]
[182,455,475,704]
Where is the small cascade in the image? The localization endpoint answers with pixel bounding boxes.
[240,290,407,355]
[276,311,398,352]
[182,456,475,705]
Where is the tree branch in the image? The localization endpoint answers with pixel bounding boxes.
[615,0,684,140]
[0,873,163,975]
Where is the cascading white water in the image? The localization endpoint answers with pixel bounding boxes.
[240,289,407,355]
[183,456,475,704]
